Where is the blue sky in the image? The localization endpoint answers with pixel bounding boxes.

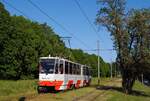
[1,0,150,62]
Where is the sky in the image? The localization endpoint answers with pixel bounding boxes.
[1,0,150,62]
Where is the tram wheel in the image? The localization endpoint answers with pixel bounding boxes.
[37,86,41,94]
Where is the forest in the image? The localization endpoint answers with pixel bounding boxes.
[0,2,113,80]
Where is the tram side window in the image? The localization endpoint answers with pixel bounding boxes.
[76,64,78,75]
[78,65,81,75]
[59,64,63,74]
[65,61,68,74]
[86,67,89,75]
[55,63,58,74]
[73,64,76,75]
[54,59,58,74]
[69,63,72,74]
[72,64,74,74]
[76,65,80,75]
[75,64,77,75]
[83,67,86,75]
[76,65,78,75]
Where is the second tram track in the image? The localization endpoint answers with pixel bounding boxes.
[72,89,107,101]
[72,79,121,101]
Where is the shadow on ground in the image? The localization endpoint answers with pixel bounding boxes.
[90,84,150,98]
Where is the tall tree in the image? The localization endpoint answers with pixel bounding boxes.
[96,0,150,94]
[96,0,130,93]
[127,9,150,76]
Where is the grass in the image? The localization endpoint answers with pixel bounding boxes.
[0,78,150,101]
[0,80,37,101]
[105,81,150,101]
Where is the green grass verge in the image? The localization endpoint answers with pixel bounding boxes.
[107,81,150,101]
[0,80,37,101]
[0,78,150,101]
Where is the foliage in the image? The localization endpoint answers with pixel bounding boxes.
[0,2,112,79]
[0,2,71,79]
[96,0,150,94]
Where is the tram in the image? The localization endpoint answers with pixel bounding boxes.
[38,56,91,92]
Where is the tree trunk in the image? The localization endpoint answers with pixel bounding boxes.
[122,69,136,94]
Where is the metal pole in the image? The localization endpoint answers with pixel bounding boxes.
[110,62,112,78]
[142,73,144,84]
[97,40,100,85]
[115,63,116,78]
[110,51,112,79]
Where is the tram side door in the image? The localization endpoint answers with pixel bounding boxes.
[64,61,69,86]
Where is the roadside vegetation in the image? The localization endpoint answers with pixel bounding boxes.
[0,78,150,101]
[0,80,37,100]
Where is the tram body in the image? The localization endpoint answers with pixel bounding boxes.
[38,56,91,91]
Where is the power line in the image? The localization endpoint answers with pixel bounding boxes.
[100,49,115,51]
[27,0,90,49]
[74,0,101,40]
[83,49,115,52]
[2,0,33,20]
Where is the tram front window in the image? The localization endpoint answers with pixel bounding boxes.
[39,59,55,74]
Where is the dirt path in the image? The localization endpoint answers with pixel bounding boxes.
[72,79,121,101]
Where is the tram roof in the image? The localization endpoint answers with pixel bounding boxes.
[40,56,71,61]
[39,56,89,67]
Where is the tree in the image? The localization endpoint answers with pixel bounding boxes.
[96,0,150,94]
[127,9,150,79]
[0,2,16,79]
[0,2,70,79]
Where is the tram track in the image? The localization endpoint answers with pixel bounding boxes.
[72,89,96,101]
[72,89,107,101]
[72,79,121,101]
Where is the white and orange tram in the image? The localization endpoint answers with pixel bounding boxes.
[38,56,91,92]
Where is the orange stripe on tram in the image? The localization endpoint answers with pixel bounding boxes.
[83,80,86,86]
[76,80,81,88]
[39,81,63,90]
[54,81,63,90]
[67,80,73,89]
[39,81,54,86]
